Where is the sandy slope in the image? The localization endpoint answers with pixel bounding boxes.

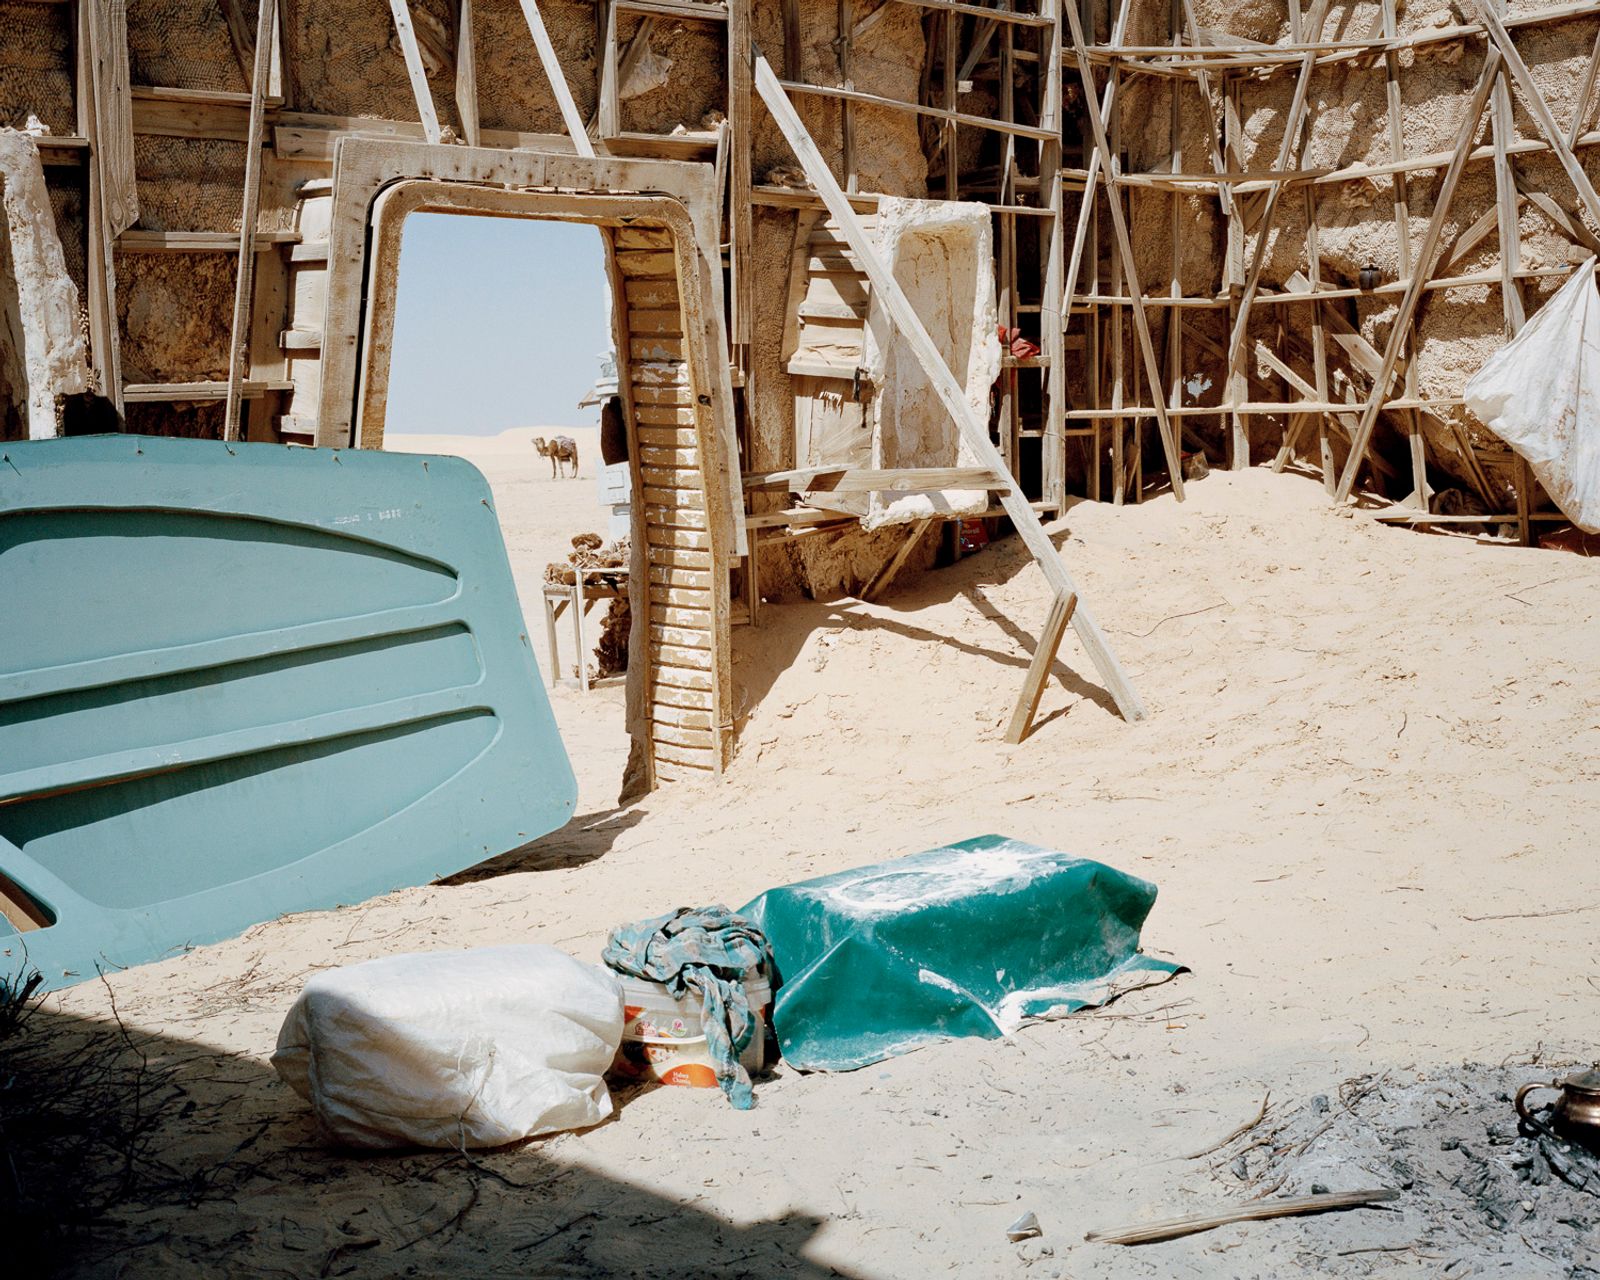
[39,452,1600,1278]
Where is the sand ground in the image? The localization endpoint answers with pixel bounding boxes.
[38,433,1600,1278]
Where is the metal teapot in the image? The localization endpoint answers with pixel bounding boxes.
[1515,1067,1600,1146]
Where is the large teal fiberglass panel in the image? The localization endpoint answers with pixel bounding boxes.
[0,437,576,989]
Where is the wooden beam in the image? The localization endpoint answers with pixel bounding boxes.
[1220,0,1331,468]
[862,518,933,601]
[516,0,597,158]
[1473,0,1600,228]
[753,47,1148,722]
[729,1,752,360]
[1063,0,1186,499]
[597,0,619,137]
[783,0,802,80]
[456,0,480,146]
[1004,589,1078,744]
[220,0,256,83]
[223,0,278,441]
[1334,48,1502,503]
[778,78,1058,141]
[89,0,137,237]
[386,0,442,144]
[743,466,1012,492]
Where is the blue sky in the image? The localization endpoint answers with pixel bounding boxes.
[384,214,613,435]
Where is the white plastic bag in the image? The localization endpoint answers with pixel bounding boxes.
[1464,257,1600,531]
[272,945,624,1149]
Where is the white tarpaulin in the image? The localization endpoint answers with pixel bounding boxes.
[1464,257,1600,532]
[272,945,624,1149]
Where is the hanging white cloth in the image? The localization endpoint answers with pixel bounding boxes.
[1464,257,1600,531]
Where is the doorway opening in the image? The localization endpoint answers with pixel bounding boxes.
[381,212,632,799]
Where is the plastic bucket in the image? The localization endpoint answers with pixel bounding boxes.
[610,972,772,1090]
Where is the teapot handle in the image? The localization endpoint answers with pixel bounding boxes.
[1515,1081,1560,1122]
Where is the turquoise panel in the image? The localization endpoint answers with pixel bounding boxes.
[0,436,577,989]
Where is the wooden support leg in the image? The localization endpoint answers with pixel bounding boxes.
[863,519,932,602]
[544,593,562,687]
[574,572,589,692]
[1005,589,1078,745]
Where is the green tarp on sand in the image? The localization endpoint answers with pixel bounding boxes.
[739,835,1180,1072]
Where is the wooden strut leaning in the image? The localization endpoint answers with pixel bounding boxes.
[221,0,277,442]
[751,46,1148,724]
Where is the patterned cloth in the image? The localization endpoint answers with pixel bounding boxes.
[601,906,774,1109]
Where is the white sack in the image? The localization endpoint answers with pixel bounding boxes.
[1464,257,1600,532]
[272,945,624,1149]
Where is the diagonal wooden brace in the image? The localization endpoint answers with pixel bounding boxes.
[1005,588,1078,745]
[752,46,1147,723]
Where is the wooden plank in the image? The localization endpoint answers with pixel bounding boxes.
[640,444,701,467]
[862,519,931,601]
[642,504,709,531]
[655,604,713,630]
[614,249,678,278]
[123,379,290,402]
[629,337,685,361]
[1219,0,1331,469]
[627,309,684,334]
[598,0,619,138]
[77,3,121,410]
[650,665,715,693]
[1472,0,1600,228]
[729,0,753,353]
[782,0,802,80]
[649,594,714,622]
[634,404,698,425]
[1569,23,1600,148]
[639,462,703,487]
[1063,2,1186,499]
[1334,48,1502,503]
[744,466,1009,492]
[652,684,715,711]
[652,705,715,731]
[778,78,1057,142]
[625,278,680,307]
[650,624,713,650]
[650,642,714,672]
[642,484,707,509]
[650,721,716,749]
[652,741,718,770]
[456,0,481,146]
[615,226,675,250]
[652,756,716,782]
[89,0,137,235]
[648,564,713,589]
[386,0,442,144]
[223,0,278,441]
[636,426,700,449]
[646,535,713,562]
[753,48,1148,723]
[1004,589,1077,745]
[516,0,597,157]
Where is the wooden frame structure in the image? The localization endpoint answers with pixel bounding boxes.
[14,0,1600,783]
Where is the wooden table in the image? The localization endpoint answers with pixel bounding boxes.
[541,564,630,692]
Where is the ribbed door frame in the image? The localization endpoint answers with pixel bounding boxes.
[313,142,739,786]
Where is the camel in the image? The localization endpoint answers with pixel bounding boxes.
[532,435,580,479]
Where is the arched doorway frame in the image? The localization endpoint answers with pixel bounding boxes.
[315,139,740,787]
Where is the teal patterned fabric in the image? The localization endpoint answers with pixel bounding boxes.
[602,906,774,1109]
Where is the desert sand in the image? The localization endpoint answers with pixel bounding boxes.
[36,433,1600,1278]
